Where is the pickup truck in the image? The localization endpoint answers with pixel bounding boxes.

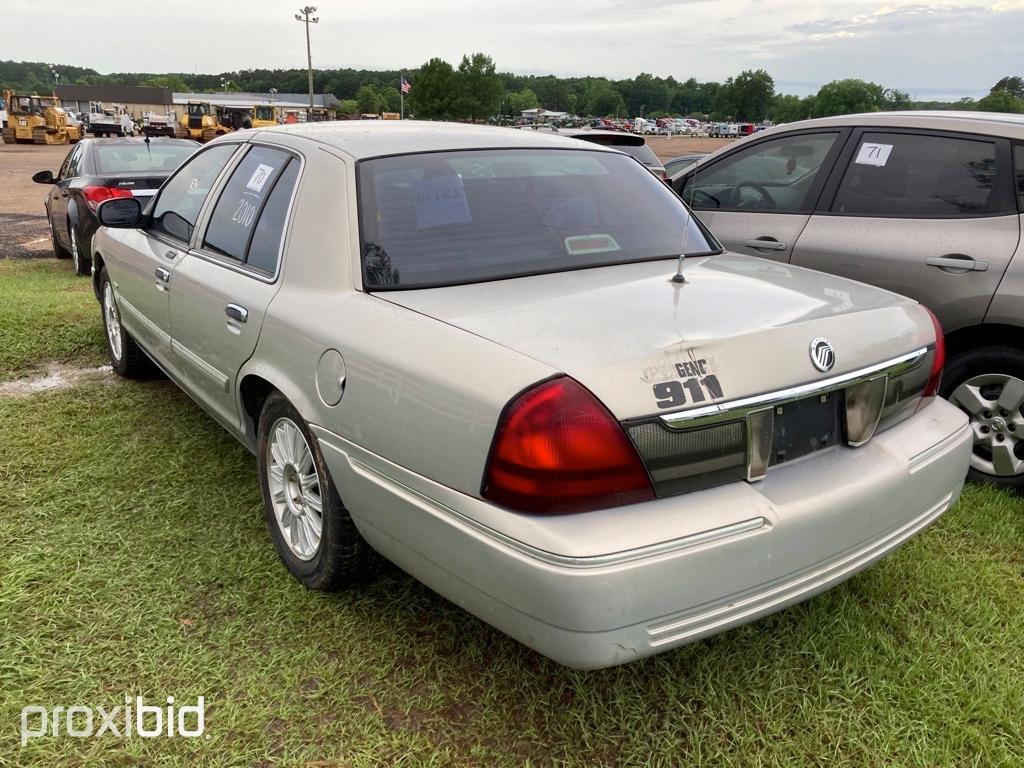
[88,105,135,137]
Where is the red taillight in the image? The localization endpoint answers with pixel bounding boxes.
[922,306,945,400]
[482,377,655,514]
[83,185,133,211]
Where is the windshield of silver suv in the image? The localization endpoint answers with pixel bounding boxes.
[358,148,717,289]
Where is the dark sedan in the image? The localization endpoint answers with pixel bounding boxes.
[32,137,199,275]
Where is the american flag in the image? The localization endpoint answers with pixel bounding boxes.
[401,78,412,94]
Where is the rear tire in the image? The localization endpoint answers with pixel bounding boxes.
[49,214,71,259]
[70,222,90,276]
[257,392,381,590]
[99,267,152,378]
[942,346,1024,494]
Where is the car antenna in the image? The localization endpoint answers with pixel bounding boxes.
[672,202,693,284]
[672,147,701,284]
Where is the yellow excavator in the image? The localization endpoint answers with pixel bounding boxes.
[1,90,81,145]
[174,100,231,142]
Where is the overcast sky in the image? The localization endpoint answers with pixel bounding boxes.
[7,0,1023,99]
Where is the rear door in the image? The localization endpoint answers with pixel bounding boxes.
[675,128,848,261]
[791,129,1021,331]
[109,143,239,364]
[49,143,83,247]
[168,145,301,429]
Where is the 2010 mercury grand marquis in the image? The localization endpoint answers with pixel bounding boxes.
[90,121,972,668]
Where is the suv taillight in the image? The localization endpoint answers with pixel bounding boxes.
[482,377,655,514]
[921,307,945,401]
[83,185,133,211]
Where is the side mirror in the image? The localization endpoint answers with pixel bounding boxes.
[97,197,143,228]
[32,170,54,184]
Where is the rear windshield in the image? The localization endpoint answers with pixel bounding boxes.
[358,149,716,290]
[95,143,197,175]
[619,143,662,168]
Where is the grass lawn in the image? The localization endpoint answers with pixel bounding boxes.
[0,259,106,381]
[1,260,1023,766]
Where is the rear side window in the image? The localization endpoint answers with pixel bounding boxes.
[681,132,839,213]
[831,133,999,217]
[149,144,237,244]
[202,146,298,274]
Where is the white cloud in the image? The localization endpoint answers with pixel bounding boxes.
[5,0,1022,99]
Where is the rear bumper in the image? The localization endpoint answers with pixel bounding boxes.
[313,398,971,669]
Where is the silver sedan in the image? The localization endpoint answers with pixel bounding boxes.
[90,122,971,668]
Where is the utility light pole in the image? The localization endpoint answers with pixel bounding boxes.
[295,6,319,112]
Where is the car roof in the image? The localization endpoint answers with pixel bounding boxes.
[759,110,1024,140]
[561,129,645,146]
[248,120,620,160]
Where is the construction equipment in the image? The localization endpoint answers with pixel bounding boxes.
[175,100,231,142]
[252,104,280,128]
[1,90,81,145]
[88,102,135,137]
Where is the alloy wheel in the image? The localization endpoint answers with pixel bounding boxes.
[102,282,123,362]
[266,417,324,561]
[949,373,1024,478]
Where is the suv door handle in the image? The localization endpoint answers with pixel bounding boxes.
[225,304,248,323]
[926,255,988,272]
[743,238,787,251]
[154,267,170,282]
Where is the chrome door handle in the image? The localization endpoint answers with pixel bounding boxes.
[926,256,988,272]
[154,267,170,282]
[743,238,787,251]
[225,304,248,323]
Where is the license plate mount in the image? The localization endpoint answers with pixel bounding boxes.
[770,391,844,466]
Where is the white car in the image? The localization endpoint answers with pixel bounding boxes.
[90,121,971,668]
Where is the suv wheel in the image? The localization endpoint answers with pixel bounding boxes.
[257,392,380,590]
[942,346,1024,493]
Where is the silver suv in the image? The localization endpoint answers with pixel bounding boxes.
[672,112,1024,492]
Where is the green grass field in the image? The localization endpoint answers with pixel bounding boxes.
[1,259,1022,766]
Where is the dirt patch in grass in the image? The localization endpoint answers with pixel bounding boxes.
[0,363,113,397]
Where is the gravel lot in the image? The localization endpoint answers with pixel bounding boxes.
[0,143,67,259]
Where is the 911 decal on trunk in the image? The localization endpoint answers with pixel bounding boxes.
[650,357,724,409]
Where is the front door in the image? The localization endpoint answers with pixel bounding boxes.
[111,143,240,365]
[675,129,848,262]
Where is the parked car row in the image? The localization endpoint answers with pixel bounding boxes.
[29,113,1021,669]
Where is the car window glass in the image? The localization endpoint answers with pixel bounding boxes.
[64,144,85,179]
[359,149,718,290]
[58,146,75,180]
[246,160,299,274]
[148,144,236,244]
[1014,144,1024,211]
[832,133,998,217]
[202,146,292,261]
[95,143,196,174]
[681,132,839,213]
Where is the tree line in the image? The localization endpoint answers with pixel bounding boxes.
[3,58,1022,121]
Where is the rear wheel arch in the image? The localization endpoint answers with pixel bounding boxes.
[945,323,1024,361]
[239,374,279,445]
[91,251,106,300]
